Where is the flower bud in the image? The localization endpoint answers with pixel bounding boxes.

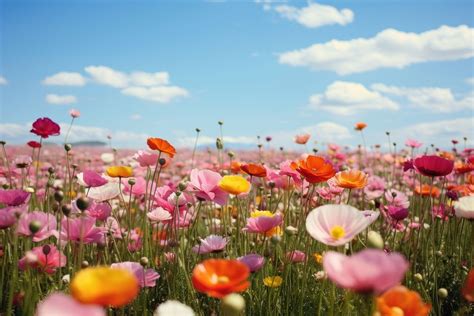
[64,144,72,152]
[285,226,298,235]
[81,260,89,269]
[270,235,281,244]
[221,293,245,316]
[54,191,64,203]
[128,178,136,186]
[367,231,384,249]
[61,205,71,217]
[414,273,423,281]
[29,220,42,234]
[159,158,167,166]
[76,197,89,212]
[438,288,448,299]
[140,257,149,267]
[216,138,224,150]
[42,244,51,256]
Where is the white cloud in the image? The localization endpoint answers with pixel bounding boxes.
[466,77,474,85]
[298,122,352,141]
[0,123,28,138]
[279,25,474,75]
[0,76,7,85]
[129,72,169,86]
[121,86,189,103]
[274,3,353,28]
[42,72,86,86]
[84,66,129,88]
[45,94,78,105]
[308,81,399,115]
[130,114,142,120]
[372,83,473,112]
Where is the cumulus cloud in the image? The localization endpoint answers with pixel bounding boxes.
[121,86,189,103]
[0,123,28,138]
[279,25,474,75]
[42,72,86,86]
[274,2,353,28]
[45,94,78,105]
[129,72,169,86]
[298,122,352,141]
[308,81,399,115]
[466,77,474,85]
[84,66,129,88]
[0,76,7,85]
[372,83,473,112]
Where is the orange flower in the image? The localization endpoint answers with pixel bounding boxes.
[192,259,250,298]
[437,151,455,161]
[294,133,311,145]
[448,184,474,197]
[241,163,267,178]
[230,161,242,174]
[106,166,133,178]
[454,161,474,174]
[462,268,474,302]
[334,169,368,189]
[147,137,176,158]
[414,184,440,198]
[376,286,431,316]
[291,155,336,184]
[354,122,367,131]
[71,267,139,307]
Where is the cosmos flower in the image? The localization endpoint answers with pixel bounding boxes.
[192,235,228,254]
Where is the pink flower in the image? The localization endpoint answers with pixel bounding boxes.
[286,250,306,263]
[385,189,410,209]
[294,133,311,145]
[323,249,409,294]
[363,176,386,200]
[60,216,105,244]
[243,212,283,235]
[82,170,108,188]
[0,208,17,229]
[30,117,60,138]
[192,235,228,254]
[123,176,147,196]
[147,207,172,223]
[111,261,160,288]
[405,139,423,149]
[279,160,302,187]
[19,244,66,274]
[36,293,105,316]
[0,189,30,206]
[86,201,112,221]
[238,254,265,272]
[387,205,409,221]
[69,109,81,118]
[17,211,57,242]
[188,169,228,205]
[305,204,379,246]
[133,150,159,167]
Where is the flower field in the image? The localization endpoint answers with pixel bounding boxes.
[0,115,473,316]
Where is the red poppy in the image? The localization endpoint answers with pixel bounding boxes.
[241,163,267,178]
[462,268,474,302]
[147,138,176,158]
[27,141,42,148]
[30,117,60,139]
[413,155,454,177]
[291,155,336,184]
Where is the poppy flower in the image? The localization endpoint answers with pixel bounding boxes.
[106,166,133,178]
[291,155,336,184]
[413,155,454,177]
[0,189,30,206]
[414,184,440,198]
[18,244,66,274]
[230,161,242,174]
[71,267,139,307]
[30,117,60,138]
[376,286,431,316]
[454,161,474,174]
[191,259,250,298]
[218,175,251,195]
[36,293,105,316]
[69,109,81,118]
[334,169,368,189]
[189,169,228,205]
[294,133,311,145]
[354,122,367,131]
[238,254,265,272]
[110,262,160,288]
[27,141,42,148]
[263,276,283,288]
[462,268,474,302]
[147,137,176,158]
[244,210,283,237]
[82,170,108,188]
[240,163,267,178]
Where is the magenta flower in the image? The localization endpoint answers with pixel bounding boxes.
[243,212,283,235]
[387,205,409,221]
[0,208,17,229]
[17,211,57,242]
[413,155,454,177]
[18,244,66,274]
[0,189,30,206]
[36,293,105,316]
[133,150,159,167]
[192,235,228,254]
[111,261,160,288]
[30,117,60,138]
[82,170,108,188]
[238,254,265,272]
[323,249,409,294]
[60,216,105,244]
[86,201,112,221]
[189,169,228,205]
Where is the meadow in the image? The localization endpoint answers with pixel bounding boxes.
[0,114,473,316]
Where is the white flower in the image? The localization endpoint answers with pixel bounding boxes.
[454,196,474,219]
[154,300,194,316]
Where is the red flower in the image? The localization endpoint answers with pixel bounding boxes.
[27,141,42,148]
[413,155,454,177]
[30,117,60,139]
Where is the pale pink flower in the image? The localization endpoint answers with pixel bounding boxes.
[243,213,283,235]
[385,189,410,209]
[82,170,108,188]
[17,211,57,242]
[192,235,228,254]
[147,207,172,223]
[133,150,159,167]
[69,109,81,118]
[363,175,386,200]
[286,250,306,263]
[86,201,112,221]
[323,249,409,294]
[0,208,17,229]
[188,169,228,205]
[405,138,423,149]
[123,176,146,196]
[111,261,160,288]
[60,216,105,244]
[36,293,105,316]
[294,133,311,145]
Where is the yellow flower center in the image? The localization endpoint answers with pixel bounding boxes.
[211,274,229,284]
[390,307,404,316]
[330,226,345,240]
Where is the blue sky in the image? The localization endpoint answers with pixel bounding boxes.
[0,0,473,150]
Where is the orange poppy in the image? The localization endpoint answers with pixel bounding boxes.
[334,169,368,189]
[354,122,367,131]
[192,259,250,298]
[240,163,267,178]
[230,161,242,174]
[291,155,336,184]
[448,184,474,197]
[376,286,431,316]
[106,166,133,178]
[455,161,474,174]
[462,268,474,302]
[147,137,176,158]
[414,184,440,198]
[71,267,139,307]
[437,151,455,161]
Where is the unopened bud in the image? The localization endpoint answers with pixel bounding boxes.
[438,288,448,299]
[221,293,245,316]
[140,257,149,267]
[367,231,384,249]
[159,158,167,166]
[54,191,64,203]
[76,197,89,211]
[42,245,51,256]
[64,144,72,152]
[81,261,89,269]
[29,220,42,234]
[414,273,423,281]
[128,178,136,186]
[61,205,71,217]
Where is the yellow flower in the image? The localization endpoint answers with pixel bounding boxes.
[250,210,282,237]
[313,253,323,264]
[71,267,139,307]
[106,166,133,178]
[218,175,250,195]
[250,210,274,218]
[263,276,283,288]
